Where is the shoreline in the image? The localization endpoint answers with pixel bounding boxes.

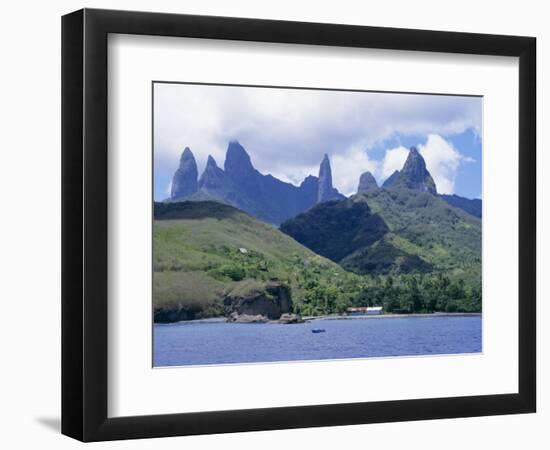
[303,312,481,321]
[155,312,481,326]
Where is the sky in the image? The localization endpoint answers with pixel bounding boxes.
[153,83,482,200]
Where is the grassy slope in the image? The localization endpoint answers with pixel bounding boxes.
[154,197,482,318]
[280,189,481,285]
[153,201,353,316]
[356,189,481,284]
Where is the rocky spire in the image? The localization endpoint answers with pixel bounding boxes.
[224,141,255,178]
[357,171,378,193]
[317,154,342,203]
[171,147,198,199]
[382,170,400,188]
[199,155,227,190]
[399,147,437,194]
[205,154,218,169]
[381,147,437,194]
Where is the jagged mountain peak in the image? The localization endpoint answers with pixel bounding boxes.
[199,154,227,191]
[382,170,400,188]
[171,147,198,199]
[399,146,437,194]
[225,140,254,175]
[402,146,427,177]
[168,141,345,224]
[318,153,343,203]
[357,171,378,193]
[179,147,195,165]
[206,154,219,169]
[381,147,437,194]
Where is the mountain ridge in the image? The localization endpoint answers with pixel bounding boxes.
[168,143,482,224]
[280,188,481,279]
[168,141,344,224]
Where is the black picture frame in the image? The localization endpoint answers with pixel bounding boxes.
[62,8,536,442]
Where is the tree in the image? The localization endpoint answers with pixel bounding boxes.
[403,276,422,312]
[422,278,438,312]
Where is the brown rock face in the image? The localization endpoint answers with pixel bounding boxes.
[226,313,268,323]
[224,282,292,320]
[278,313,304,324]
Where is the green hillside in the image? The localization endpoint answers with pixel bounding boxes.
[280,189,481,285]
[356,189,481,283]
[276,197,389,262]
[154,200,481,320]
[153,201,362,319]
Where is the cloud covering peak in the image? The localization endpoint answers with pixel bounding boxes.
[154,83,481,198]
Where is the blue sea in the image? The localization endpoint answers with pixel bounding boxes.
[153,315,481,367]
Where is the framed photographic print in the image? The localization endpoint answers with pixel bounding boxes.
[62,8,536,442]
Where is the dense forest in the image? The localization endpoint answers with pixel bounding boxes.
[205,247,481,316]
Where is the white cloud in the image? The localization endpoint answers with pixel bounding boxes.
[378,135,475,195]
[270,164,319,187]
[418,134,463,195]
[332,144,379,196]
[154,83,482,197]
[380,146,409,181]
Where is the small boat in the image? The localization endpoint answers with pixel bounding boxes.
[311,329,326,333]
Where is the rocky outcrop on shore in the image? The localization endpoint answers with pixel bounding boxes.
[277,313,304,324]
[227,312,269,323]
[226,312,304,324]
[224,281,292,320]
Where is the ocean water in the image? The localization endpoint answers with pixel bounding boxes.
[153,315,481,367]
